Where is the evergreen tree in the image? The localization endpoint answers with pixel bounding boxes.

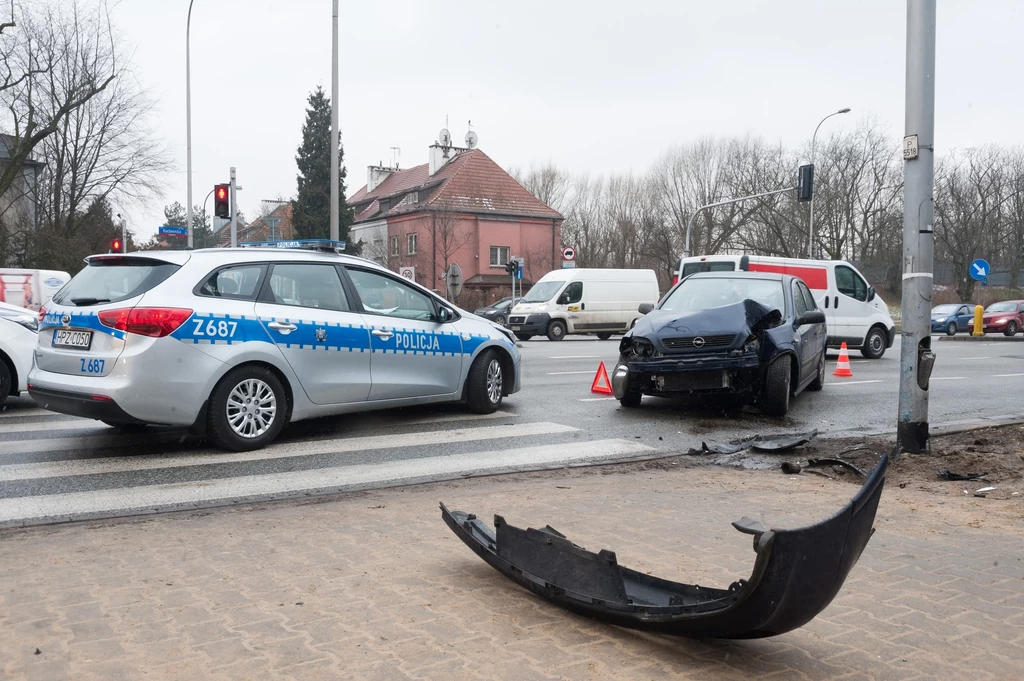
[292,86,357,252]
[163,202,214,249]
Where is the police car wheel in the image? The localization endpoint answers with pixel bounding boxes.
[208,367,286,451]
[467,350,504,414]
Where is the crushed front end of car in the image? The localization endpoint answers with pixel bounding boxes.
[612,300,783,402]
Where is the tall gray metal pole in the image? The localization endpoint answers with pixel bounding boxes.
[329,0,340,242]
[185,0,195,249]
[897,0,937,454]
[807,107,850,258]
[229,167,238,248]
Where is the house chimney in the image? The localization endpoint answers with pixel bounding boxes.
[428,144,450,176]
[367,164,396,193]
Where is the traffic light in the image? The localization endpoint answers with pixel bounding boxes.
[110,238,123,253]
[214,184,230,218]
[797,164,814,202]
[505,260,516,275]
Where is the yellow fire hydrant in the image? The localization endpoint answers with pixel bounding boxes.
[972,305,985,336]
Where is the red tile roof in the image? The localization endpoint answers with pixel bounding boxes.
[348,149,563,223]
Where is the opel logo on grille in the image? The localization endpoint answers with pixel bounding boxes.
[61,313,71,326]
[692,336,706,348]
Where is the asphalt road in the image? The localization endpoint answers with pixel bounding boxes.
[0,334,1020,526]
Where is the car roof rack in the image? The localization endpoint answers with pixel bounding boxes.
[239,239,347,253]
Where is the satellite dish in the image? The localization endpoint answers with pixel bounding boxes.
[465,131,479,149]
[439,128,451,146]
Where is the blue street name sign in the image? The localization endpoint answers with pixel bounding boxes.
[158,225,188,236]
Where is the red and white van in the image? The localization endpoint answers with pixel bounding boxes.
[673,255,895,359]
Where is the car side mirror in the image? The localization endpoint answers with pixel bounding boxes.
[638,303,654,315]
[867,286,876,302]
[556,294,569,305]
[436,306,454,323]
[796,310,826,326]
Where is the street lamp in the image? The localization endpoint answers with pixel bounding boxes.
[807,107,851,258]
[185,0,196,250]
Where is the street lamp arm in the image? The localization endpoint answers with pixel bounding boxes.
[683,186,795,258]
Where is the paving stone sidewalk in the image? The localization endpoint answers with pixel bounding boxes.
[1,461,1022,681]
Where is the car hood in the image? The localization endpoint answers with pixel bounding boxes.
[979,313,1016,321]
[632,300,783,344]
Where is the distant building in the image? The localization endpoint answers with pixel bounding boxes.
[0,134,43,232]
[213,201,294,246]
[347,140,563,297]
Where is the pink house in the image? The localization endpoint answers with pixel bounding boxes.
[347,144,563,302]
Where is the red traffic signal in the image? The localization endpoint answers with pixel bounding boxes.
[110,238,123,253]
[214,183,230,219]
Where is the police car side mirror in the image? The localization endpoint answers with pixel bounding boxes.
[436,306,454,323]
[638,303,654,315]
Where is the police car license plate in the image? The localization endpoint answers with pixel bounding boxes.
[52,329,93,350]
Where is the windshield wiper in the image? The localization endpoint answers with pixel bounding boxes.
[69,297,111,306]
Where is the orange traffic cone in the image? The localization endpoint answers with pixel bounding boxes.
[833,342,854,378]
[591,361,613,395]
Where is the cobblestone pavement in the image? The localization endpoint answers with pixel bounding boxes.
[1,461,1022,681]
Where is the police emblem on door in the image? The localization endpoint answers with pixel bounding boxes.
[315,327,327,342]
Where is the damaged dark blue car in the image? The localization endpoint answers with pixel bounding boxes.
[611,271,828,416]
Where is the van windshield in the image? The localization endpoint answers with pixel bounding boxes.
[521,281,564,303]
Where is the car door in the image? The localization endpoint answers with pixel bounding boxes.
[798,281,826,370]
[557,281,584,332]
[254,262,372,405]
[833,264,871,343]
[343,266,463,401]
[956,305,972,330]
[791,280,818,384]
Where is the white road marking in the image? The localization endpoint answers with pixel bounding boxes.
[0,419,107,434]
[549,355,600,359]
[546,371,595,375]
[0,422,576,482]
[579,397,616,401]
[963,357,992,361]
[0,439,655,524]
[930,377,966,381]
[828,380,883,386]
[0,408,51,419]
[991,373,1024,378]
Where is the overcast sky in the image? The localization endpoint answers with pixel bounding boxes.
[112,0,1023,240]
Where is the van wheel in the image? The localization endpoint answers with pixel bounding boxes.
[207,366,287,451]
[514,333,533,342]
[547,320,567,341]
[466,349,503,414]
[762,355,791,417]
[596,332,613,340]
[860,327,887,359]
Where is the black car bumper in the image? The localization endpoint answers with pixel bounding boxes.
[611,354,763,399]
[28,386,143,424]
[507,313,550,336]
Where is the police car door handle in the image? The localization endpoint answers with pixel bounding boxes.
[268,321,297,334]
[372,329,393,340]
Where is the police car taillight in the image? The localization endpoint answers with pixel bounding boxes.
[98,307,193,338]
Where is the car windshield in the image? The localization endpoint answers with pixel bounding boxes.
[521,282,564,303]
[986,302,1018,313]
[932,305,958,314]
[659,277,786,315]
[51,258,180,306]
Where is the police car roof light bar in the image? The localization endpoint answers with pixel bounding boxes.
[239,239,347,253]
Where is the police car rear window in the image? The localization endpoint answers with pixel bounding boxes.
[52,258,179,307]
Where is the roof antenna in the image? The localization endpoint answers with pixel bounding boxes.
[465,120,478,149]
[390,146,400,168]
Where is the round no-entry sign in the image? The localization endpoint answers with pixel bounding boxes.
[562,246,576,261]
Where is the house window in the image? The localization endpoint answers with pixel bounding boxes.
[390,236,400,256]
[407,233,417,255]
[490,246,510,267]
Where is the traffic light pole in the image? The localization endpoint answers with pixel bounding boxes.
[229,167,238,248]
[185,0,195,250]
[329,0,340,243]
[897,0,937,455]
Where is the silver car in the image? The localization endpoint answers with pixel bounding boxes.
[29,241,522,451]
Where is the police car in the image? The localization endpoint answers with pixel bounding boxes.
[28,240,522,451]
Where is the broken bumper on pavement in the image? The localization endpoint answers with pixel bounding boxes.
[440,454,888,639]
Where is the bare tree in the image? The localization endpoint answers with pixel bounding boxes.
[0,1,119,202]
[430,196,474,299]
[508,161,571,213]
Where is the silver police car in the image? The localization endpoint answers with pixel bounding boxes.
[29,241,522,451]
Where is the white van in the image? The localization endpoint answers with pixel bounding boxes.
[674,255,895,358]
[0,268,71,312]
[507,268,660,341]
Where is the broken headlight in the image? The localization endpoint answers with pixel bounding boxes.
[623,336,657,359]
[743,335,760,355]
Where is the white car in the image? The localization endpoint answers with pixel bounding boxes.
[0,300,39,406]
[29,240,522,450]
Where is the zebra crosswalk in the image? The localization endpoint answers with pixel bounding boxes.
[0,399,655,528]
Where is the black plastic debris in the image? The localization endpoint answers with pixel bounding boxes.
[938,470,989,482]
[807,458,866,477]
[440,455,888,640]
[689,429,818,456]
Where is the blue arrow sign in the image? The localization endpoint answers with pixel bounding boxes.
[969,258,990,281]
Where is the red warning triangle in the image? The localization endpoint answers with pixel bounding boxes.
[591,361,613,395]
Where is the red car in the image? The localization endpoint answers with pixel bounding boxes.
[967,300,1024,336]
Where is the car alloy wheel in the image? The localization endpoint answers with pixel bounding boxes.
[946,322,957,336]
[495,315,507,326]
[486,358,503,405]
[226,378,278,439]
[1006,321,1018,337]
